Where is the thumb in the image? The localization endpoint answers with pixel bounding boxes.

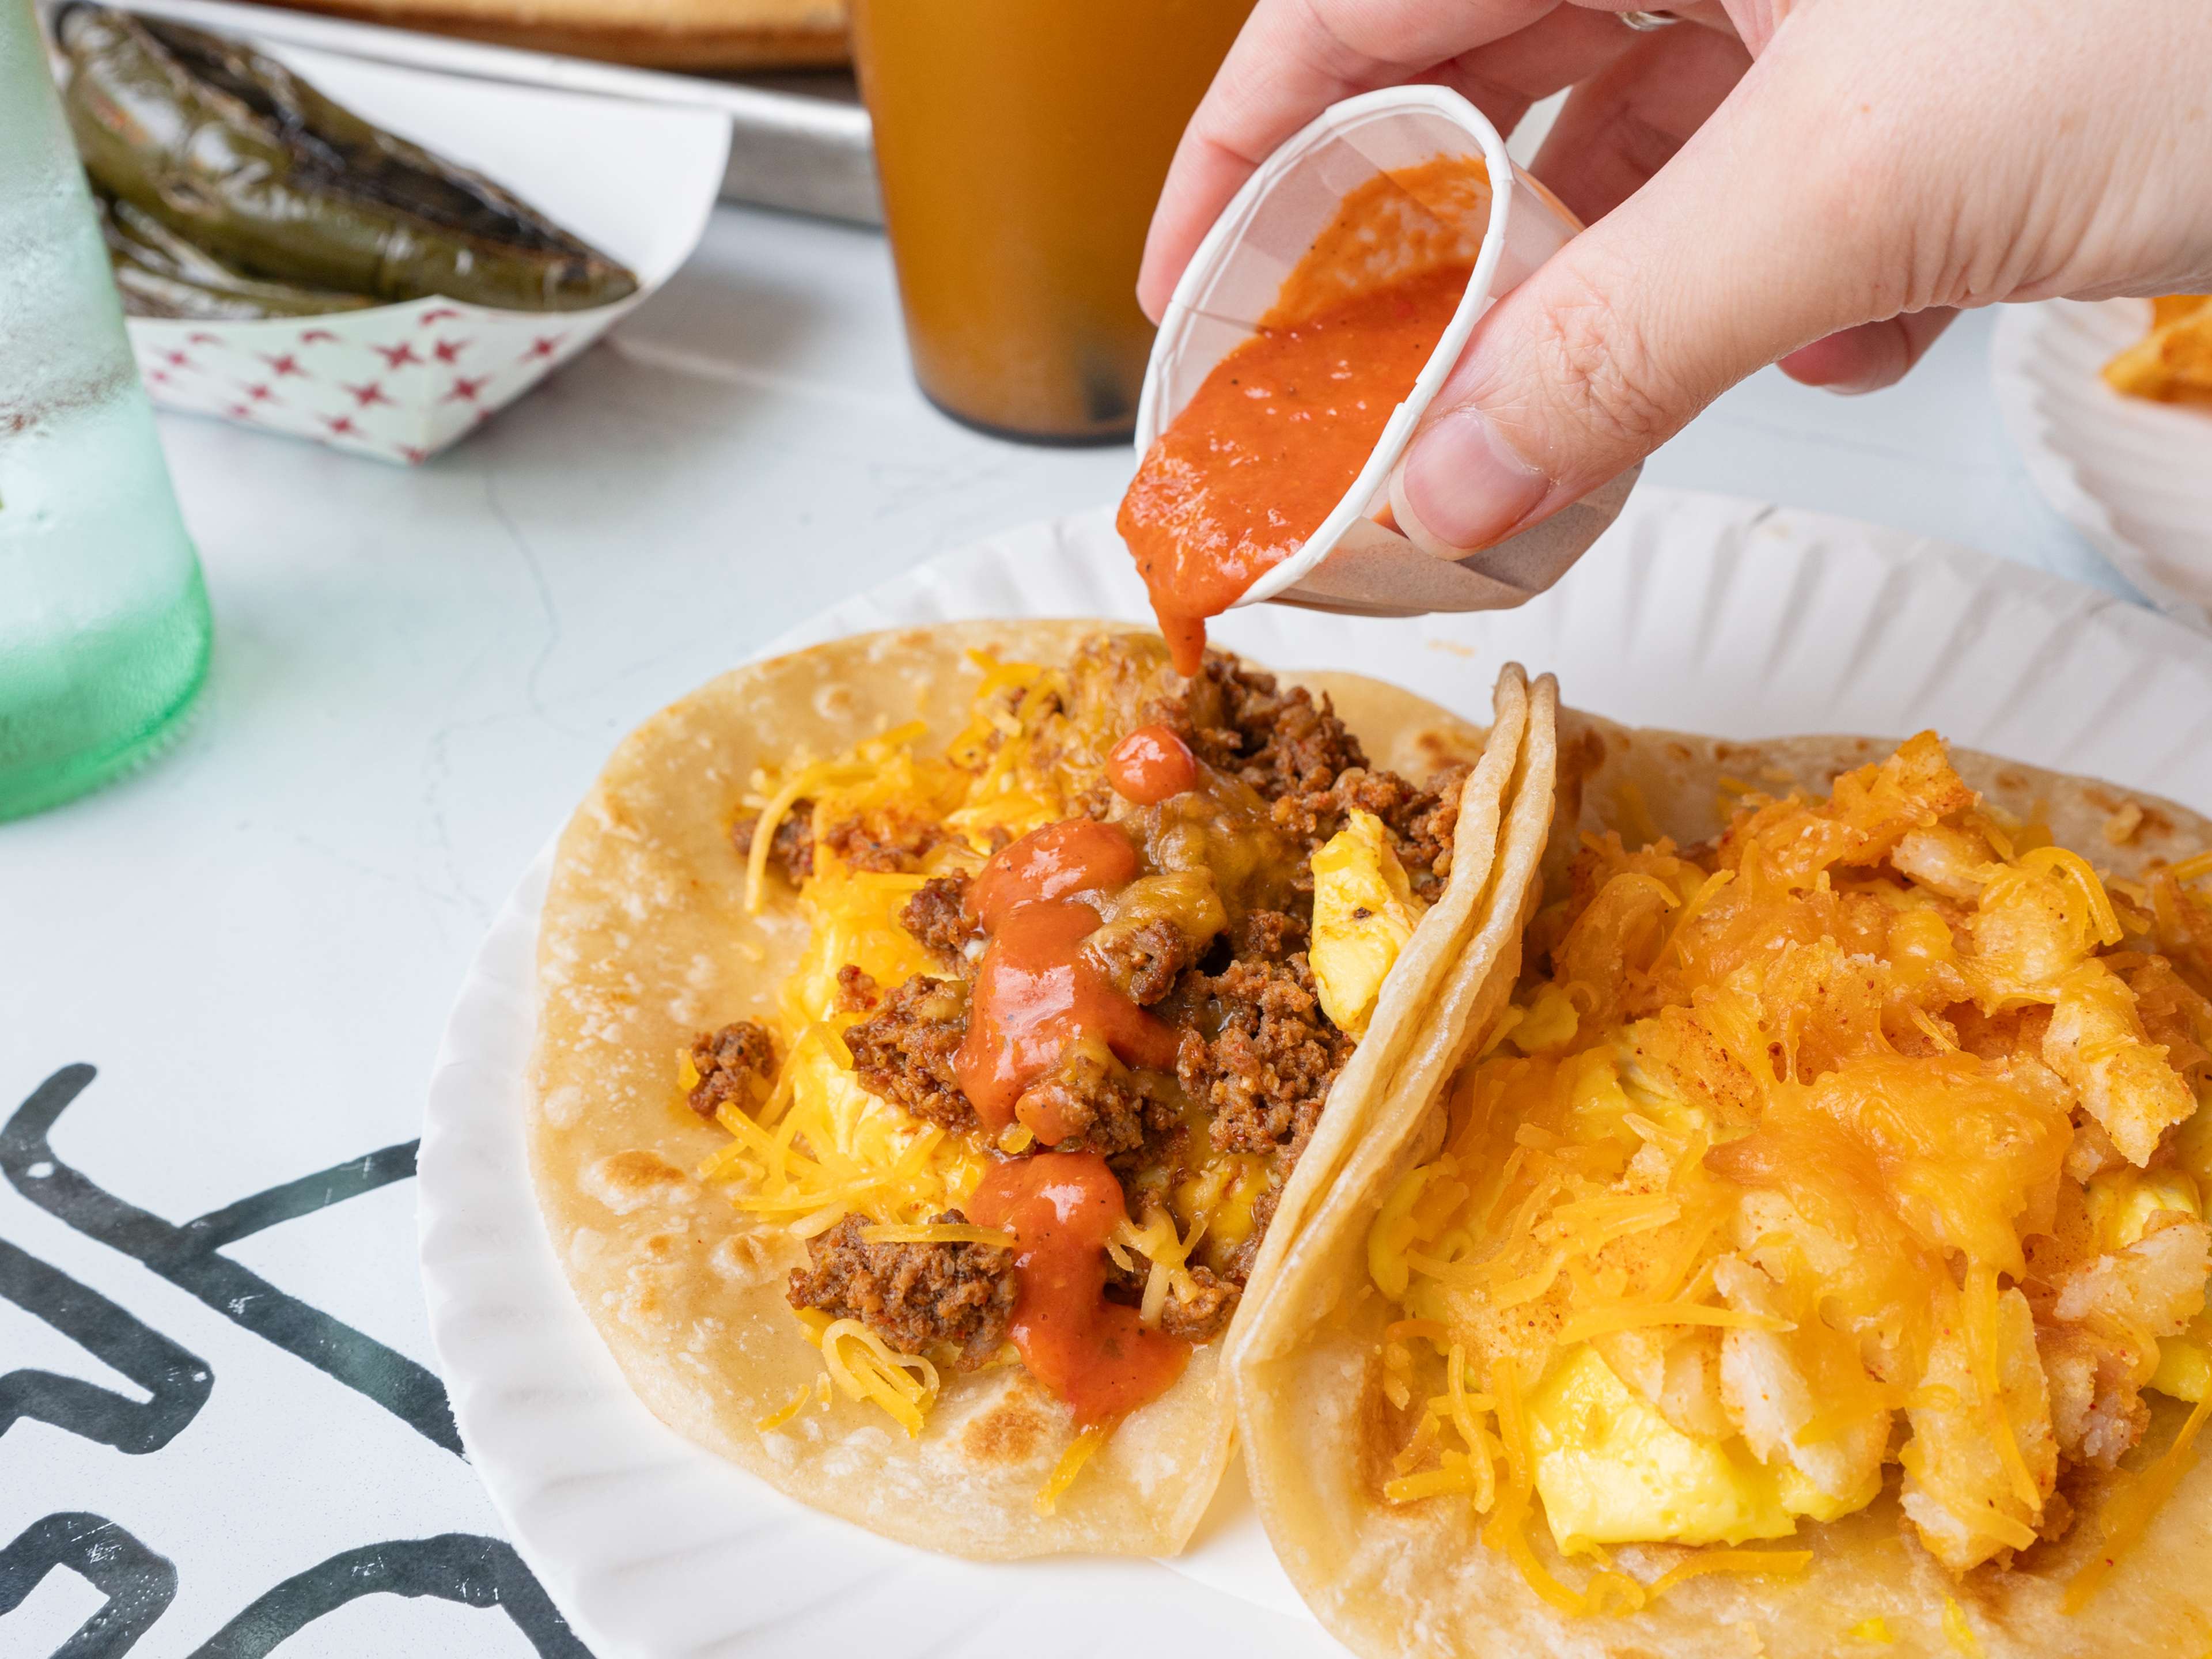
[1390,52,1899,555]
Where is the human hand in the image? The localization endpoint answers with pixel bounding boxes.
[1138,0,2212,558]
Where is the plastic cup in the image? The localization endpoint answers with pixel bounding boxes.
[852,0,1253,446]
[1,0,211,819]
[1132,85,1638,619]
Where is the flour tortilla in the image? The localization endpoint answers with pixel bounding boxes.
[1236,709,2212,1657]
[528,620,1541,1558]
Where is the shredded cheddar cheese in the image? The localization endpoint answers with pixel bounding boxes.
[2066,1390,2212,1612]
[755,1382,810,1434]
[814,1316,940,1438]
[1035,1422,1111,1516]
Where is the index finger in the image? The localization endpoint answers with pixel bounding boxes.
[1136,0,1565,320]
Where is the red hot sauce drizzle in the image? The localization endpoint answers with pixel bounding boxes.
[967,1151,1189,1427]
[1118,156,1496,674]
[952,817,1179,1139]
[1105,723,1199,805]
[1117,260,1471,674]
[951,815,1196,1427]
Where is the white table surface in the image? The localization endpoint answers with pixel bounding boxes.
[0,198,2141,1657]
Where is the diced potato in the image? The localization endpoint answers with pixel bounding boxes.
[2046,961,2198,1166]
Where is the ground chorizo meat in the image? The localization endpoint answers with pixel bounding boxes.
[842,975,975,1131]
[1083,915,1195,1005]
[687,1020,777,1119]
[1159,1266,1240,1343]
[1232,908,1307,962]
[786,1210,1014,1370]
[899,874,975,965]
[1163,654,1366,801]
[1179,955,1353,1161]
[1154,654,1461,892]
[835,964,880,1013]
[1014,1039,1176,1157]
[1270,764,1466,896]
[823,813,944,874]
[732,802,813,885]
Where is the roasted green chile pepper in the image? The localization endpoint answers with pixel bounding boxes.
[96,190,373,320]
[58,5,640,313]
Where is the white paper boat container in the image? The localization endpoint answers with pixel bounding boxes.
[122,39,729,464]
[1134,85,1634,618]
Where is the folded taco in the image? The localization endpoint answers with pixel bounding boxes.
[528,621,1544,1556]
[1237,709,2212,1654]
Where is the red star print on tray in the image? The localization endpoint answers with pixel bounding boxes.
[127,270,647,463]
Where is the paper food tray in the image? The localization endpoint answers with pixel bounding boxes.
[120,37,728,464]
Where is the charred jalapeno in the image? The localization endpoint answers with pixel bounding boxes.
[57,4,640,313]
[95,190,373,320]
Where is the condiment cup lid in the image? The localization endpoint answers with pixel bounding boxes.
[1132,85,1638,619]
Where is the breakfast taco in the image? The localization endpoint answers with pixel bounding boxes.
[527,620,1547,1556]
[1236,710,2212,1654]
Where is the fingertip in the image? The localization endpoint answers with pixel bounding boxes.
[1780,310,1957,396]
[1135,207,1191,324]
[1779,327,1904,395]
[1136,138,1259,325]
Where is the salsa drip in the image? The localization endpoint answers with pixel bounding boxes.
[1106,723,1199,805]
[967,1151,1189,1427]
[953,818,1180,1140]
[1118,259,1472,673]
[949,807,1207,1427]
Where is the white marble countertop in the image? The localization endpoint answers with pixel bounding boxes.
[0,198,2141,1657]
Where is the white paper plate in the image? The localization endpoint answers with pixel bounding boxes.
[1993,298,2212,631]
[420,487,2212,1659]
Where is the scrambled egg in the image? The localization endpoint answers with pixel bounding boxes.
[1310,809,1427,1036]
[1528,1347,1858,1552]
[2077,1169,2212,1401]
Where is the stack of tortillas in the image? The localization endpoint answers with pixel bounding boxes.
[256,0,846,69]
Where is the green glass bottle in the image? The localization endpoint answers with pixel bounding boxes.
[1,0,211,820]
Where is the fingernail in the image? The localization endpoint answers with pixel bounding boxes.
[1395,407,1551,554]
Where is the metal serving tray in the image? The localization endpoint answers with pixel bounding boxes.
[79,0,883,225]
